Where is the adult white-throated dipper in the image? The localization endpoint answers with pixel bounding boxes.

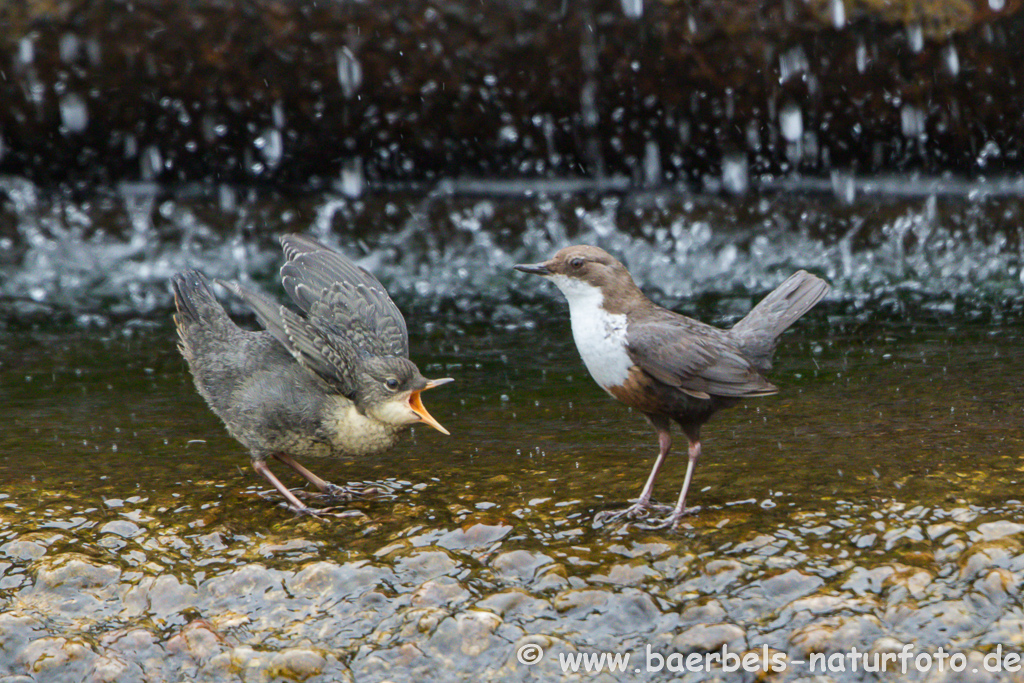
[172,234,452,515]
[515,245,829,529]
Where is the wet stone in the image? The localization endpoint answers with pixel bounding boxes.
[589,561,662,586]
[123,574,198,623]
[760,569,825,607]
[394,550,461,585]
[33,555,121,591]
[896,600,982,642]
[164,621,229,662]
[884,564,934,600]
[490,549,554,584]
[87,654,132,683]
[436,523,512,550]
[410,579,471,608]
[100,519,142,538]
[288,560,395,602]
[679,599,727,627]
[671,623,747,653]
[841,565,895,596]
[475,589,552,620]
[674,558,750,595]
[0,539,47,561]
[790,614,884,655]
[976,568,1018,604]
[266,648,328,681]
[959,540,1020,580]
[974,521,1024,541]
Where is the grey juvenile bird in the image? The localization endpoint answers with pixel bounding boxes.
[172,234,452,515]
[515,245,829,529]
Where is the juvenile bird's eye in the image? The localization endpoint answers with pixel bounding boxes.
[570,257,584,269]
[384,378,400,391]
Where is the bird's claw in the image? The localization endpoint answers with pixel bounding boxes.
[596,502,702,530]
[635,505,702,530]
[595,501,674,525]
[288,504,368,520]
[317,481,384,501]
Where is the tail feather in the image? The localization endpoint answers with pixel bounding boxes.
[172,270,224,329]
[730,270,829,363]
[171,270,239,360]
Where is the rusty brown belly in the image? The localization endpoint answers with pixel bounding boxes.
[604,365,738,425]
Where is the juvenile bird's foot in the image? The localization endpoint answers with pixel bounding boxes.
[319,481,383,500]
[284,482,383,502]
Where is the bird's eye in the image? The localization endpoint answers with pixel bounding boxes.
[570,257,584,269]
[384,378,400,391]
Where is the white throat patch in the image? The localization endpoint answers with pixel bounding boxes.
[548,275,633,389]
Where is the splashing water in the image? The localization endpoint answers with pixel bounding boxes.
[0,179,1021,325]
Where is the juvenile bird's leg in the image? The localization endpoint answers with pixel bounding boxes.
[272,453,378,500]
[251,456,319,515]
[596,415,675,523]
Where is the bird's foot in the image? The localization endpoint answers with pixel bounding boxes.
[319,481,383,501]
[637,505,702,530]
[595,501,674,525]
[291,504,368,520]
[284,482,383,502]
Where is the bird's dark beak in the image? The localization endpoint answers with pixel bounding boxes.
[513,261,551,276]
[409,378,454,436]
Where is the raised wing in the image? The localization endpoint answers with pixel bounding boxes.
[279,234,409,357]
[626,314,778,400]
[217,279,360,396]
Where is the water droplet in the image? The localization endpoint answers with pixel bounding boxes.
[86,38,101,66]
[779,103,803,142]
[856,39,868,73]
[581,80,598,127]
[140,146,162,181]
[830,169,856,204]
[831,0,846,28]
[779,46,808,83]
[18,37,34,65]
[990,0,1005,10]
[900,105,925,139]
[123,133,137,158]
[337,46,363,98]
[59,33,80,63]
[339,157,364,198]
[943,44,959,76]
[218,184,236,212]
[59,93,89,133]
[498,125,519,145]
[621,0,643,18]
[643,140,661,187]
[976,140,1000,168]
[256,128,283,168]
[907,24,924,53]
[721,153,748,195]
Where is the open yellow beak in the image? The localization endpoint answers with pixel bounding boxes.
[409,377,454,435]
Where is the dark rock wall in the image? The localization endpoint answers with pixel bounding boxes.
[0,0,1021,187]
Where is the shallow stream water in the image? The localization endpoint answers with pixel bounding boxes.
[1,184,1023,682]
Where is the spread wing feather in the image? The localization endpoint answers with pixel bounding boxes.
[216,279,360,396]
[279,234,409,357]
